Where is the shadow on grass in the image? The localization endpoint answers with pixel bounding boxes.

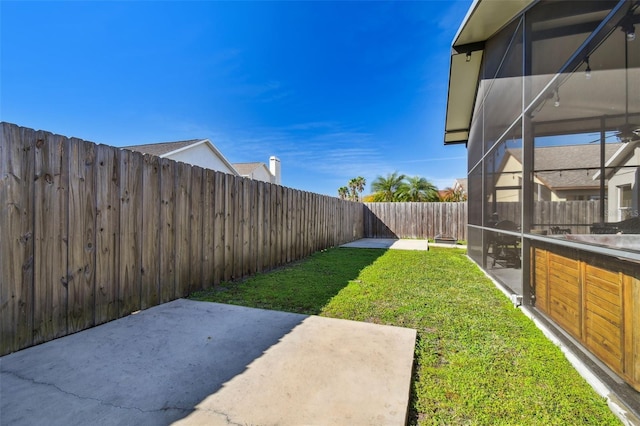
[189,247,387,315]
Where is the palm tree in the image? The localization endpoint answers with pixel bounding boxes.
[347,176,366,201]
[371,172,406,202]
[398,176,439,202]
[338,186,349,200]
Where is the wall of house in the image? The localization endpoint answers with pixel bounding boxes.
[167,143,236,175]
[607,148,640,221]
[249,165,275,184]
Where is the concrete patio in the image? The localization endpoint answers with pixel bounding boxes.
[1,299,416,425]
[340,238,429,250]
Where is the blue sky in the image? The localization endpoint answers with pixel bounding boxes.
[1,0,471,197]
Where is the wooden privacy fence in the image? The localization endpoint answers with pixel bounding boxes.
[495,200,605,234]
[363,202,468,241]
[0,123,363,355]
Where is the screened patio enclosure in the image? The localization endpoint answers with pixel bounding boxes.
[446,0,640,392]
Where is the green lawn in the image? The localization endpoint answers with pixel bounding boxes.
[189,247,620,425]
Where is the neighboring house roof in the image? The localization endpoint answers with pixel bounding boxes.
[596,141,640,179]
[233,162,276,184]
[454,178,468,194]
[233,162,265,176]
[124,140,281,184]
[506,143,623,190]
[124,139,239,176]
[122,140,203,157]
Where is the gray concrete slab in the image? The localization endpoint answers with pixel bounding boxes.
[340,238,429,250]
[1,299,416,426]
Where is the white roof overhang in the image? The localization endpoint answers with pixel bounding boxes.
[444,0,536,145]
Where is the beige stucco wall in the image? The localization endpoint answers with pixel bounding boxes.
[247,165,275,184]
[607,146,640,221]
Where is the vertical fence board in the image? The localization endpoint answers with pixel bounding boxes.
[67,139,96,332]
[273,186,278,261]
[159,159,176,302]
[249,179,258,275]
[306,192,312,256]
[320,196,326,248]
[118,149,142,317]
[265,182,273,269]
[95,145,120,325]
[295,191,302,258]
[33,132,68,343]
[283,187,289,264]
[270,184,277,268]
[300,192,307,258]
[308,193,314,253]
[214,172,225,285]
[223,174,233,281]
[233,177,243,280]
[0,124,35,354]
[175,162,192,297]
[313,192,318,250]
[202,169,216,288]
[141,155,160,309]
[285,188,292,263]
[256,181,265,273]
[241,178,251,277]
[262,182,271,272]
[190,167,204,292]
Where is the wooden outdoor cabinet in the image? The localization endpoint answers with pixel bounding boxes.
[532,242,640,392]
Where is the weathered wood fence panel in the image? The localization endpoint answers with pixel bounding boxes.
[118,148,142,318]
[0,123,364,355]
[141,155,160,310]
[1,124,35,353]
[363,202,468,241]
[33,132,68,344]
[496,201,604,234]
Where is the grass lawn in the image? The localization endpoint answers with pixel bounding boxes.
[189,247,620,425]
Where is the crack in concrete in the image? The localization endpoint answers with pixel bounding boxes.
[195,408,246,426]
[1,369,192,415]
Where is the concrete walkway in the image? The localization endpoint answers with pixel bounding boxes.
[341,238,467,250]
[340,238,429,250]
[1,299,416,426]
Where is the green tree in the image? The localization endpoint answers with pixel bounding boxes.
[338,186,349,200]
[348,176,366,201]
[398,176,439,202]
[338,177,366,201]
[371,172,406,202]
[441,186,467,202]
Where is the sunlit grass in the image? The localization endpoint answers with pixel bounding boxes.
[190,247,620,425]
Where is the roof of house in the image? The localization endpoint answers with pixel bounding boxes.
[507,143,623,190]
[123,140,204,157]
[444,1,634,145]
[454,178,468,193]
[444,0,534,145]
[124,139,240,175]
[233,162,267,176]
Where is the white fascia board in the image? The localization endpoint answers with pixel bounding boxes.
[161,139,240,176]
